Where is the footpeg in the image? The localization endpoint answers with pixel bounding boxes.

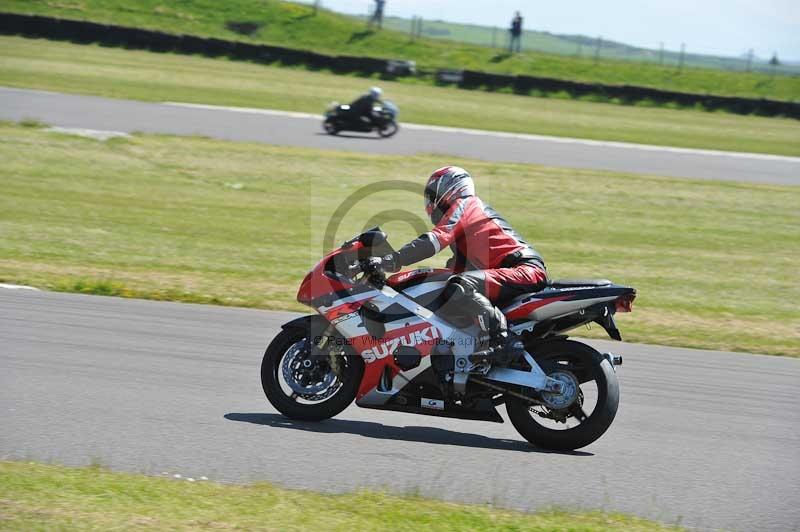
[468,346,496,364]
[468,338,523,366]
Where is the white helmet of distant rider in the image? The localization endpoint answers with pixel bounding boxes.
[369,86,383,99]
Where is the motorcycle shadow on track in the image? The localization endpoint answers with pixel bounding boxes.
[224,413,593,455]
[313,132,383,140]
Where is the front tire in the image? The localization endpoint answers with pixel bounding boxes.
[377,120,399,138]
[323,118,340,135]
[261,325,363,421]
[506,340,619,451]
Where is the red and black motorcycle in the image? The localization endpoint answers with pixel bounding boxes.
[262,229,635,450]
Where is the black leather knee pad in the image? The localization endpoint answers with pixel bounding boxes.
[443,278,469,303]
[442,275,506,335]
[438,281,470,328]
[447,273,485,296]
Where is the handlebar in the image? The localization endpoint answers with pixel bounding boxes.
[347,257,385,280]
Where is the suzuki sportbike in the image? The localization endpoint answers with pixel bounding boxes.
[322,101,399,138]
[261,229,635,450]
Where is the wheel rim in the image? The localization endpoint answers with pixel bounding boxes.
[525,354,605,431]
[276,340,345,404]
[539,370,580,409]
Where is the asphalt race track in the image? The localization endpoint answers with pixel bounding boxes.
[1,87,799,185]
[2,289,798,531]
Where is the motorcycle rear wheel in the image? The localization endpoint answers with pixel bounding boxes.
[261,326,362,421]
[506,340,619,451]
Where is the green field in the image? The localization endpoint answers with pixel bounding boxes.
[2,36,800,156]
[1,122,798,356]
[0,461,679,531]
[1,0,798,101]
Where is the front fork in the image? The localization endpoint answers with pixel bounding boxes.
[313,323,343,378]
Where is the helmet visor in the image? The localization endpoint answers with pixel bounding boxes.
[424,186,436,217]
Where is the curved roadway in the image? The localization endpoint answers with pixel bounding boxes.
[1,87,798,185]
[2,289,798,531]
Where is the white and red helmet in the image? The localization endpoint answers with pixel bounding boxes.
[424,166,475,223]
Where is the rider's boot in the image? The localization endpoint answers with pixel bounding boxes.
[470,291,525,365]
[443,281,523,366]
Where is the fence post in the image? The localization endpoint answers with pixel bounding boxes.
[594,36,602,64]
[677,42,685,72]
[659,42,664,65]
[769,52,780,78]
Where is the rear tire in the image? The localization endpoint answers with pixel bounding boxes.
[261,326,362,421]
[506,340,619,450]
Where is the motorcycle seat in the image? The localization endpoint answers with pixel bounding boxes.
[548,279,612,289]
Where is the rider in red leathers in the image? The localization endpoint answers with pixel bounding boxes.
[383,166,548,355]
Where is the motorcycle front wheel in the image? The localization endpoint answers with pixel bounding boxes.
[377,120,399,138]
[261,326,363,421]
[506,340,619,451]
[323,118,340,135]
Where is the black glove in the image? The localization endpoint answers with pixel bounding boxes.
[381,252,402,273]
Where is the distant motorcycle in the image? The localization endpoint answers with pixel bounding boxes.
[323,100,399,138]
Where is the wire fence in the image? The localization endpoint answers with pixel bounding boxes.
[393,17,798,76]
[302,1,799,77]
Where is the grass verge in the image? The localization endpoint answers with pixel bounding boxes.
[0,122,798,356]
[1,36,800,156]
[0,461,679,531]
[1,0,797,101]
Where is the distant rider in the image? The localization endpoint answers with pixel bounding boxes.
[382,166,548,358]
[349,86,383,125]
